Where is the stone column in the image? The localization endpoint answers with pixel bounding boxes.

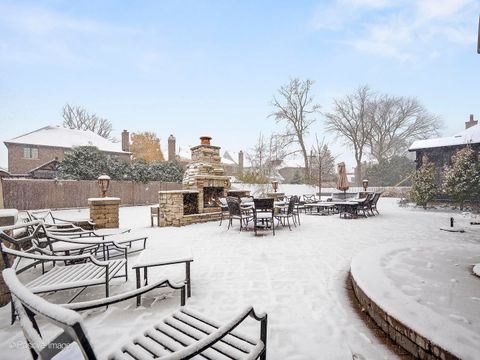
[0,209,18,306]
[88,197,120,228]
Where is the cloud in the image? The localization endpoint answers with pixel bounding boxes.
[311,0,479,62]
[0,3,140,67]
[310,0,394,30]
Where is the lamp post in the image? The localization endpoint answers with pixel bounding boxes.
[98,174,111,197]
[272,180,279,193]
[362,179,369,192]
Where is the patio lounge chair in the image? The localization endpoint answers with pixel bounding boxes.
[0,222,128,301]
[27,209,96,230]
[42,229,148,259]
[4,267,268,360]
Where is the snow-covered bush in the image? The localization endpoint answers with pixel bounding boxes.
[60,146,183,183]
[442,147,480,210]
[410,159,437,209]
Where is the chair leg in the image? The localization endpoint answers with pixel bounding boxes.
[287,217,291,231]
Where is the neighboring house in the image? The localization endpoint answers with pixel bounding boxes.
[408,114,480,184]
[4,126,131,177]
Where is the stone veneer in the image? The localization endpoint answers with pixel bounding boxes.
[159,190,221,227]
[88,197,120,228]
[350,273,460,360]
[182,143,230,213]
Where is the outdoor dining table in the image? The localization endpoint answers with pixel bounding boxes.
[331,199,365,219]
[304,202,335,215]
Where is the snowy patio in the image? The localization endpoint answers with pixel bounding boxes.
[1,198,480,359]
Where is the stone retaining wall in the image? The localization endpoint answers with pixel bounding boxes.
[350,272,459,360]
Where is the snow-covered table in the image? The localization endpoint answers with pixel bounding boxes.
[132,248,193,306]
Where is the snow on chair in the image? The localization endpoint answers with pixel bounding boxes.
[3,267,268,360]
[0,222,128,302]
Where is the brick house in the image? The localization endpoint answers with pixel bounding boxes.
[4,126,131,177]
[408,114,480,184]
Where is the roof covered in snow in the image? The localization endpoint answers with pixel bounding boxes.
[5,126,129,154]
[409,124,480,151]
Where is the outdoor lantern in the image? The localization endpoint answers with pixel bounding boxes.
[272,180,279,193]
[362,179,369,192]
[98,174,111,197]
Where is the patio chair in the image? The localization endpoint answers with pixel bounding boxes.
[253,198,275,236]
[356,193,374,217]
[0,222,128,301]
[369,192,382,215]
[150,205,160,227]
[43,229,148,259]
[291,195,303,223]
[20,220,145,261]
[217,197,230,226]
[226,196,254,231]
[275,197,296,230]
[27,209,96,230]
[4,267,268,360]
[303,194,317,204]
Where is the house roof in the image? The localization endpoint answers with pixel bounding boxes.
[4,126,130,154]
[409,124,480,151]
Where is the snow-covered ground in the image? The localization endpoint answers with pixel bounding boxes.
[1,198,480,359]
[351,242,480,359]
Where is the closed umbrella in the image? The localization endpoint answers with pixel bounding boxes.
[336,162,349,197]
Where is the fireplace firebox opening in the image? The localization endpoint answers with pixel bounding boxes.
[203,187,224,208]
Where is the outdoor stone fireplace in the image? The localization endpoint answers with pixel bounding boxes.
[158,136,232,226]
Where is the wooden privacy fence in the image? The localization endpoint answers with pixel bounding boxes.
[1,179,182,210]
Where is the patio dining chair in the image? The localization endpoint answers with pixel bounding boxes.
[275,197,297,230]
[226,196,254,231]
[217,197,230,226]
[369,192,382,215]
[253,198,275,236]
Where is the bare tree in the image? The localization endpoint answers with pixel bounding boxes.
[245,133,290,182]
[270,78,321,180]
[369,95,440,163]
[62,103,114,140]
[324,85,373,185]
[310,135,336,196]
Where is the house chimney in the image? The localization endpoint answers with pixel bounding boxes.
[465,114,478,129]
[121,130,130,152]
[238,150,244,176]
[168,134,176,161]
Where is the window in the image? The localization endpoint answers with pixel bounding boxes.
[23,147,38,159]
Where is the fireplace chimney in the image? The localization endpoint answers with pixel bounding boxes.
[465,114,478,129]
[238,150,244,176]
[200,136,212,145]
[121,130,130,152]
[168,134,176,161]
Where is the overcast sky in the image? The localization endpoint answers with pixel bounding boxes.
[1,0,479,172]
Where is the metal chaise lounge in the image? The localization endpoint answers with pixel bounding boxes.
[27,209,96,230]
[4,267,268,360]
[0,223,128,301]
